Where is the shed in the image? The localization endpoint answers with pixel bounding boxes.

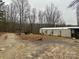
[40,27,79,38]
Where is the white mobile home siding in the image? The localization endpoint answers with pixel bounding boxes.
[40,28,72,38]
[61,29,71,37]
[53,29,61,36]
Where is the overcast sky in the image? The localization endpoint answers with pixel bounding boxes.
[3,0,77,25]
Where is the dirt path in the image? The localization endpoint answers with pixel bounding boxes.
[0,33,78,59]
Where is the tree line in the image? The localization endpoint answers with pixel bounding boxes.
[0,0,65,33]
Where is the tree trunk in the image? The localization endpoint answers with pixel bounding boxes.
[77,4,79,26]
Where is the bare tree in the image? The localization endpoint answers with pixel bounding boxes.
[26,8,37,33]
[69,0,79,26]
[38,10,43,24]
[12,0,30,33]
[31,8,37,23]
[45,3,63,26]
[3,3,18,32]
[38,10,47,24]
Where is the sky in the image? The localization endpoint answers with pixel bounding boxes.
[3,0,77,25]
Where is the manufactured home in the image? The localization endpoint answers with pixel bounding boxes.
[40,27,79,38]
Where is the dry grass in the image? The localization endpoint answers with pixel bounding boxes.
[19,33,67,41]
[19,34,45,41]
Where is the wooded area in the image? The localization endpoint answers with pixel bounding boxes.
[0,0,65,33]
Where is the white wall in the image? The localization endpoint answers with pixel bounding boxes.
[61,29,71,37]
[40,28,71,37]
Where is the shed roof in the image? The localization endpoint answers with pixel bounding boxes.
[40,27,79,30]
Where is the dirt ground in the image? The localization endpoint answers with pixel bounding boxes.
[0,33,79,59]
